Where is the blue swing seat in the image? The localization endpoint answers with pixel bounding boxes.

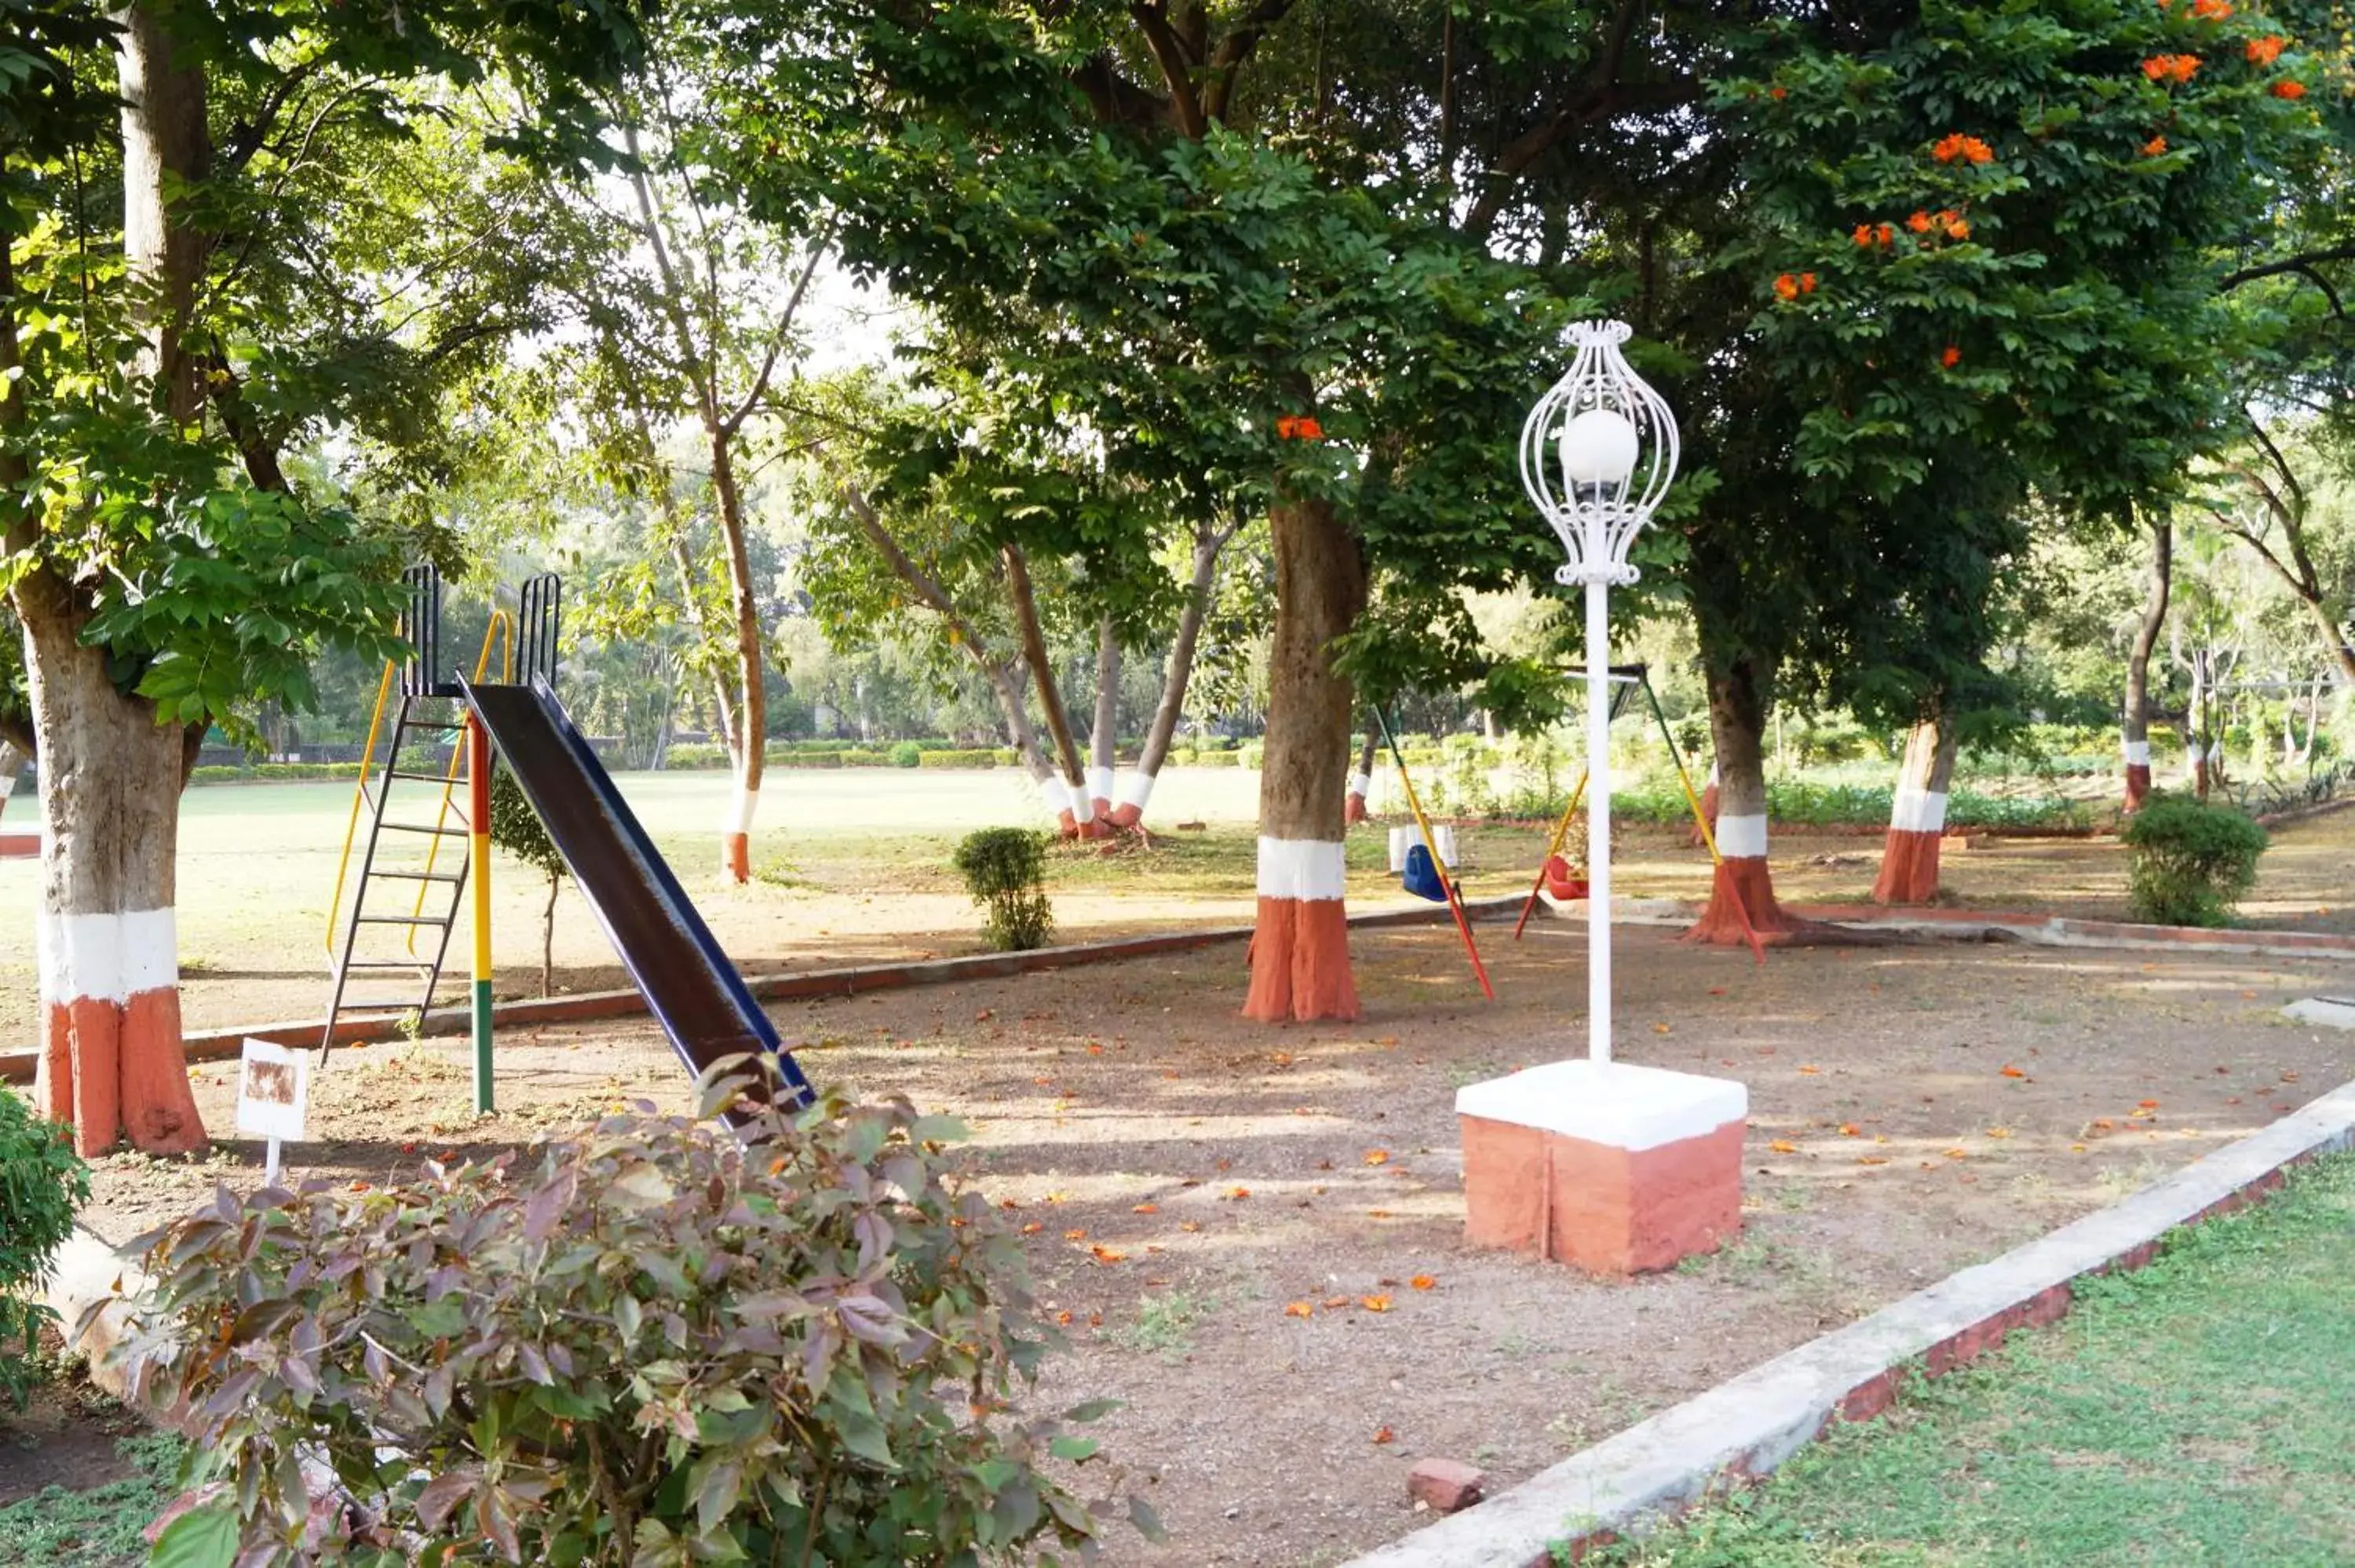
[1401,842,1450,902]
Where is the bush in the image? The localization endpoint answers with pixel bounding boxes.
[121,1073,1147,1566]
[918,749,1002,769]
[0,1087,89,1411]
[2120,796,2269,927]
[889,740,923,768]
[952,828,1055,951]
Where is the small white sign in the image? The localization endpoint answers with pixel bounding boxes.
[236,1039,309,1182]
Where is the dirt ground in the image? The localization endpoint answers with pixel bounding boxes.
[9,764,2352,1045]
[73,896,2355,1566]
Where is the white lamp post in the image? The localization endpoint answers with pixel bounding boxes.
[1518,320,1681,1064]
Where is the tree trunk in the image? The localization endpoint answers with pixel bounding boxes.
[1685,658,1798,943]
[1088,613,1120,820]
[0,740,23,821]
[1244,493,1365,1022]
[542,874,560,998]
[1005,545,1097,837]
[1345,729,1378,825]
[2123,518,2170,812]
[16,5,210,1155]
[1115,520,1229,828]
[22,603,206,1155]
[709,437,765,883]
[1871,708,1959,905]
[2298,595,2355,688]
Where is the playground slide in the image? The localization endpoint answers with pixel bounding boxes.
[458,674,812,1107]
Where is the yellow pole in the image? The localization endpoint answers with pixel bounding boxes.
[469,713,494,1114]
[326,661,396,954]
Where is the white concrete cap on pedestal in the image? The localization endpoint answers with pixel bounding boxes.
[1455,1059,1747,1152]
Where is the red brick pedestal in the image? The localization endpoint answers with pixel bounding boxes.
[1457,1059,1747,1274]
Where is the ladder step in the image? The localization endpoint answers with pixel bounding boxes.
[376,821,468,837]
[385,769,459,785]
[370,870,464,884]
[343,960,436,971]
[356,915,451,928]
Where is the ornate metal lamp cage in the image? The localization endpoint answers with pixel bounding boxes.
[1517,319,1681,589]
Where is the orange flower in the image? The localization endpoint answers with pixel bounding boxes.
[2142,53,2202,83]
[1942,345,1962,368]
[2247,35,2286,65]
[1853,223,1876,247]
[2190,0,2230,17]
[1906,210,1933,234]
[2142,135,2168,156]
[1944,215,1970,239]
[2273,79,2307,99]
[1800,272,1818,294]
[1933,133,1995,165]
[1877,222,1896,246]
[1774,272,1801,301]
[1295,416,1324,439]
[1770,86,1787,100]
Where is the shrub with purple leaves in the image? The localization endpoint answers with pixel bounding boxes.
[119,1063,1152,1566]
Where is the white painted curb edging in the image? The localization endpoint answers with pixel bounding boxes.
[1345,1079,2355,1568]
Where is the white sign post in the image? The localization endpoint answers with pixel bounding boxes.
[236,1037,310,1184]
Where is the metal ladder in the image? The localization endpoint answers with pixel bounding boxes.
[319,567,563,1058]
[321,567,487,1056]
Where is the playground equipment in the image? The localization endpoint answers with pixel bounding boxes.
[1510,663,1764,965]
[323,564,811,1113]
[1372,709,1495,1001]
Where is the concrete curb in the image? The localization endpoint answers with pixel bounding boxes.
[1343,1078,2355,1568]
[0,893,1526,1085]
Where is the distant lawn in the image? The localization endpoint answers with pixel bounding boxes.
[1586,1152,2355,1567]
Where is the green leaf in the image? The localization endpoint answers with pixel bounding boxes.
[148,1503,238,1568]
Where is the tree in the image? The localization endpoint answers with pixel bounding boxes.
[510,27,831,884]
[4,2,646,1154]
[488,767,568,996]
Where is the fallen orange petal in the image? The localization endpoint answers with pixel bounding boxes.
[1999,1065,2026,1078]
[1857,1156,1889,1166]
[1285,1300,1314,1318]
[1364,1150,1391,1166]
[1132,1202,1159,1214]
[1360,1295,1393,1312]
[1944,1148,1968,1159]
[1064,1228,1087,1241]
[1090,1245,1126,1264]
[1798,1065,1821,1075]
[1410,1274,1438,1290]
[1180,1220,1203,1232]
[1839,1124,1861,1136]
[1324,1294,1353,1309]
[1769,1140,1798,1154]
[1228,1186,1251,1200]
[1372,1425,1395,1444]
[2138,1099,2161,1110]
[1021,1223,1043,1235]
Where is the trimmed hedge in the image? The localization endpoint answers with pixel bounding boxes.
[918,749,1004,768]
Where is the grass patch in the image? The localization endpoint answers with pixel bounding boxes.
[0,1433,185,1567]
[1103,1289,1212,1358]
[1583,1151,2355,1566]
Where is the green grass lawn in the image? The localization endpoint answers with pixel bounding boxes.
[1587,1152,2355,1567]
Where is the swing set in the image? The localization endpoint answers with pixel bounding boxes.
[1371,662,1764,997]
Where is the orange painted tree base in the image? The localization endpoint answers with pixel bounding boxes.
[1684,856,1803,945]
[42,990,205,1158]
[723,833,750,883]
[1243,896,1360,1022]
[1870,828,1943,905]
[2123,764,2152,813]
